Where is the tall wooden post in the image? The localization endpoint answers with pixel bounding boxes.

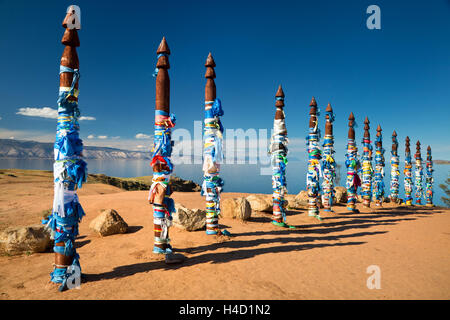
[306,97,322,220]
[201,53,228,235]
[414,140,424,204]
[372,125,385,206]
[403,136,414,205]
[389,130,400,202]
[425,146,434,206]
[321,103,336,212]
[361,117,373,208]
[345,112,361,212]
[148,38,182,263]
[44,6,86,291]
[269,85,291,227]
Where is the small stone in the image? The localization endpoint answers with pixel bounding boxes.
[0,224,52,255]
[89,209,128,237]
[221,198,251,220]
[294,190,309,206]
[172,204,206,231]
[285,194,305,209]
[334,186,348,204]
[246,194,272,212]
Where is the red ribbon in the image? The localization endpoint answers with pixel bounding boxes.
[150,155,167,167]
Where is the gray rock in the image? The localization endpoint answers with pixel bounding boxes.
[89,209,128,236]
[173,204,206,231]
[294,190,309,206]
[334,186,348,204]
[246,194,272,212]
[0,224,52,255]
[285,194,304,209]
[221,198,252,221]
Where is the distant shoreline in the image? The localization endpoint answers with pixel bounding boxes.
[2,157,450,164]
[434,160,450,164]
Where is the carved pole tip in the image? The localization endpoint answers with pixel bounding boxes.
[348,112,355,121]
[275,85,285,108]
[275,85,285,98]
[309,96,317,107]
[205,52,216,67]
[157,37,171,54]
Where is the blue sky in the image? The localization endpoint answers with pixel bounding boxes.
[0,0,449,160]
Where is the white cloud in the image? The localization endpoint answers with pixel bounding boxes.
[97,135,108,139]
[79,116,96,121]
[111,136,120,139]
[0,116,2,120]
[16,107,95,120]
[135,133,151,139]
[87,134,95,139]
[136,145,146,149]
[17,107,57,119]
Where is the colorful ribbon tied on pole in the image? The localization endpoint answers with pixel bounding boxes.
[372,126,385,206]
[403,137,413,206]
[306,98,322,220]
[425,146,434,206]
[148,109,176,253]
[321,104,336,212]
[345,113,361,212]
[42,65,87,292]
[389,131,400,202]
[201,98,226,235]
[414,141,424,205]
[360,118,373,208]
[269,92,289,226]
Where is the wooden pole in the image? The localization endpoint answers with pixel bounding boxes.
[372,125,385,206]
[202,53,228,235]
[321,103,336,212]
[269,85,290,227]
[414,140,424,204]
[361,117,373,208]
[148,38,183,263]
[46,6,86,291]
[403,136,413,205]
[425,146,434,206]
[389,130,400,202]
[306,97,322,220]
[345,112,361,212]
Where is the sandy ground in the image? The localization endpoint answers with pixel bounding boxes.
[0,170,449,300]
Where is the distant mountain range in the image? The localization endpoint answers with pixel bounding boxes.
[0,139,151,160]
[1,139,446,164]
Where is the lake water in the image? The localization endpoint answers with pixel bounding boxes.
[1,158,448,207]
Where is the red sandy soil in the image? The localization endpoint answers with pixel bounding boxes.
[0,170,449,299]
